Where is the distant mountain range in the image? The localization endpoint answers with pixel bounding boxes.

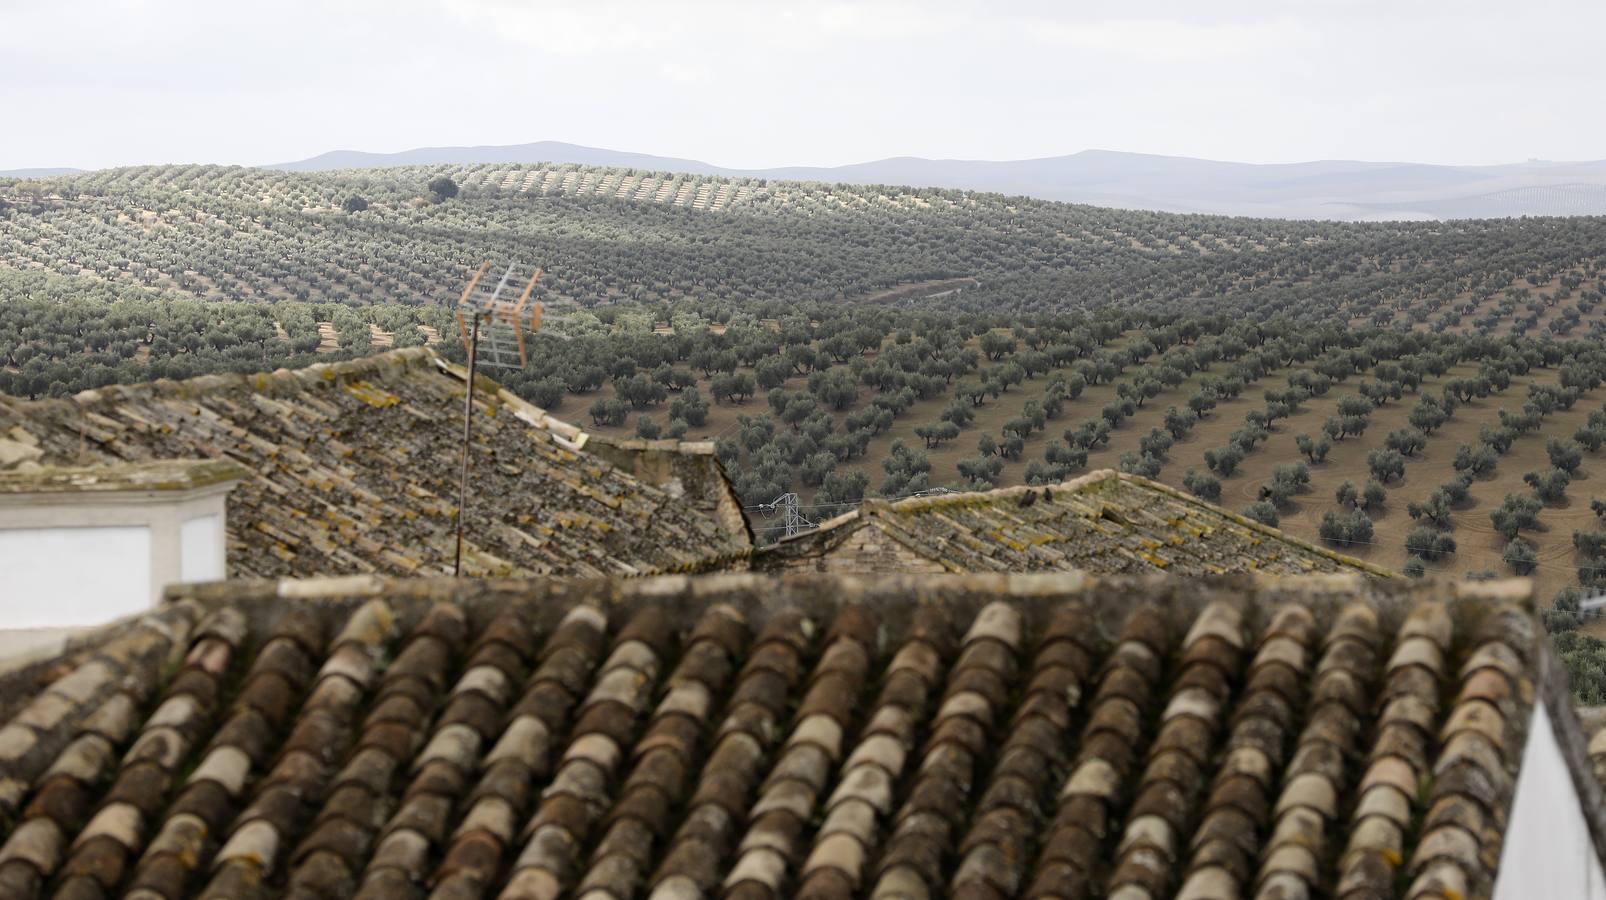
[0,167,82,179]
[11,143,1606,220]
[267,142,1606,221]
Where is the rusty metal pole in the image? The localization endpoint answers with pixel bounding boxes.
[454,310,481,577]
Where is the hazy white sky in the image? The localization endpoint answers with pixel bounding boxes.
[3,0,1603,170]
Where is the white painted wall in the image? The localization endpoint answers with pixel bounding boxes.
[180,513,224,583]
[0,526,152,628]
[0,481,236,630]
[1494,698,1606,900]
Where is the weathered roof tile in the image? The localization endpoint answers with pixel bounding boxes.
[0,571,1577,899]
[760,471,1391,578]
[0,348,750,579]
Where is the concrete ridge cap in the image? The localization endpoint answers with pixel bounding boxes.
[586,434,720,456]
[0,457,249,494]
[158,570,1526,607]
[429,352,589,444]
[883,469,1121,514]
[63,346,439,408]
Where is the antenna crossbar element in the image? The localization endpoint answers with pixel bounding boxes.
[455,262,544,370]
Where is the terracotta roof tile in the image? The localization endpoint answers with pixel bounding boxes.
[0,348,748,579]
[760,470,1393,579]
[0,571,1580,899]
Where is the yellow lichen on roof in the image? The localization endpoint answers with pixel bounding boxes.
[761,470,1390,578]
[0,348,750,578]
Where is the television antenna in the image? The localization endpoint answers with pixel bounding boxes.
[454,261,544,370]
[451,261,545,576]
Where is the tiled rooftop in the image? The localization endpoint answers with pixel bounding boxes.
[0,570,1577,900]
[0,349,749,578]
[759,470,1393,578]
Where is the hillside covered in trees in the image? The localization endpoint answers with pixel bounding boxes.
[7,162,1606,679]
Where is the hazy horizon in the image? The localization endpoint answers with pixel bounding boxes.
[3,0,1603,172]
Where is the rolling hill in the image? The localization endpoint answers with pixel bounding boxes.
[6,161,1606,615]
[266,141,1606,220]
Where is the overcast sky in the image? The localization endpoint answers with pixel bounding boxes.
[3,0,1603,171]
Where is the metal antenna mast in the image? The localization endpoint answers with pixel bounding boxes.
[452,261,545,575]
[757,492,815,538]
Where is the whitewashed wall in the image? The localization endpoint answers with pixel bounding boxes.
[0,526,152,627]
[180,513,225,583]
[0,486,232,630]
[1494,699,1606,899]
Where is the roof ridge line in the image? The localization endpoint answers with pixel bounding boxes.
[159,570,1524,608]
[59,346,440,408]
[882,469,1122,514]
[426,352,589,447]
[428,355,719,457]
[1116,471,1398,579]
